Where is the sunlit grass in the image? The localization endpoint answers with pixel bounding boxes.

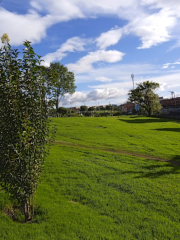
[53,116,180,161]
[0,116,180,239]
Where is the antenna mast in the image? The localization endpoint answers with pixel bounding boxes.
[131,74,134,89]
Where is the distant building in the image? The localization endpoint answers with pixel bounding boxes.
[159,97,180,114]
[119,102,135,114]
[69,107,80,110]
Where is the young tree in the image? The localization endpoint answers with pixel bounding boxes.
[0,38,54,222]
[128,81,161,116]
[49,62,76,117]
[106,104,114,116]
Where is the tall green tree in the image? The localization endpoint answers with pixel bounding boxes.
[128,81,161,116]
[49,62,76,117]
[0,39,54,222]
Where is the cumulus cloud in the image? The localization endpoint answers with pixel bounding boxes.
[67,50,125,73]
[59,62,180,106]
[93,3,178,50]
[0,7,54,46]
[30,0,137,18]
[29,0,180,49]
[30,0,85,21]
[126,8,177,49]
[96,27,123,49]
[61,88,125,106]
[42,37,88,66]
[1,0,180,49]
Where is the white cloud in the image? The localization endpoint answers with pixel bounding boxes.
[74,63,156,84]
[31,0,85,21]
[95,77,113,82]
[1,0,180,50]
[0,7,54,46]
[59,62,180,106]
[162,61,180,69]
[29,0,180,49]
[140,0,180,13]
[42,37,88,66]
[67,50,125,73]
[92,3,178,50]
[60,37,87,52]
[126,8,177,49]
[61,88,126,106]
[146,73,180,95]
[162,63,170,69]
[42,52,67,67]
[96,27,123,49]
[30,2,43,11]
[30,0,137,18]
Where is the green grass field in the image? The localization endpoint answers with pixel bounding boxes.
[1,116,180,239]
[54,116,180,161]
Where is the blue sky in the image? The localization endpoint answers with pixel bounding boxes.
[1,0,180,107]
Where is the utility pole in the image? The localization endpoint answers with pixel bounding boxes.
[169,91,175,99]
[131,74,134,89]
[169,91,176,105]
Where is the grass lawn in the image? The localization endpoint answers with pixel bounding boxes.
[0,116,180,239]
[53,116,180,161]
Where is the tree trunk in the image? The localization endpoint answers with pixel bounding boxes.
[24,200,31,222]
[56,98,59,117]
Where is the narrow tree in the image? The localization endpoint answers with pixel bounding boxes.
[128,81,161,116]
[49,62,76,117]
[0,38,53,222]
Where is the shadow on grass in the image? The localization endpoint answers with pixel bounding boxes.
[154,128,180,132]
[118,118,168,124]
[122,155,180,178]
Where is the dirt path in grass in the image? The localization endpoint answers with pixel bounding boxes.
[53,141,180,166]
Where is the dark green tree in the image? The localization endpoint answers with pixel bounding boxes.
[0,39,54,222]
[58,107,68,116]
[49,62,76,117]
[99,106,105,110]
[128,81,161,116]
[80,105,88,112]
[88,106,95,111]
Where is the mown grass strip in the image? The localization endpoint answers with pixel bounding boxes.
[52,116,180,162]
[54,140,180,166]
